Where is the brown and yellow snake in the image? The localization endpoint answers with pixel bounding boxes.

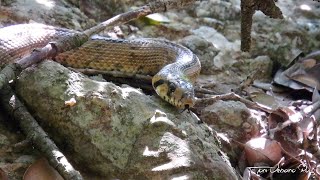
[0,23,201,109]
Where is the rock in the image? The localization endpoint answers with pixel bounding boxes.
[200,100,260,142]
[195,0,240,20]
[179,35,220,74]
[191,26,241,70]
[15,155,37,164]
[233,55,273,80]
[199,17,225,31]
[199,100,261,162]
[249,1,320,66]
[65,0,128,22]
[192,26,237,50]
[15,61,239,179]
[1,0,95,30]
[0,133,9,147]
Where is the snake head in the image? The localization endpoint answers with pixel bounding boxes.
[152,73,195,109]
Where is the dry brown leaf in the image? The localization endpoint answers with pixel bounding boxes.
[282,107,302,124]
[301,59,317,69]
[269,107,302,125]
[297,117,313,135]
[277,57,320,91]
[243,167,261,180]
[297,172,311,180]
[250,92,281,110]
[0,168,8,180]
[245,137,282,166]
[312,88,320,103]
[290,74,319,90]
[23,158,63,180]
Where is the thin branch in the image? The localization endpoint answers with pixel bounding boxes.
[0,85,83,180]
[194,92,273,114]
[84,0,199,36]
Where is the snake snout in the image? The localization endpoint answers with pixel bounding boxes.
[152,74,195,108]
[180,91,195,109]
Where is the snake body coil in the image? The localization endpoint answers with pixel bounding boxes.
[0,24,201,109]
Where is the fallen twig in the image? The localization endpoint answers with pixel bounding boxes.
[0,85,83,180]
[194,92,273,114]
[268,99,320,139]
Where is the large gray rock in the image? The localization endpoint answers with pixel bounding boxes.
[0,0,95,30]
[15,61,239,179]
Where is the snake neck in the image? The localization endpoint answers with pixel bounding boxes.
[152,62,196,108]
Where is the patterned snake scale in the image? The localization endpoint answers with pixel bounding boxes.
[0,24,201,109]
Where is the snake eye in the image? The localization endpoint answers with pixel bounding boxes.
[168,82,176,93]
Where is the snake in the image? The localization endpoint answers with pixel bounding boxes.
[0,23,201,109]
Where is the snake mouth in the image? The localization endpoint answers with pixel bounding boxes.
[162,95,184,108]
[161,94,194,109]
